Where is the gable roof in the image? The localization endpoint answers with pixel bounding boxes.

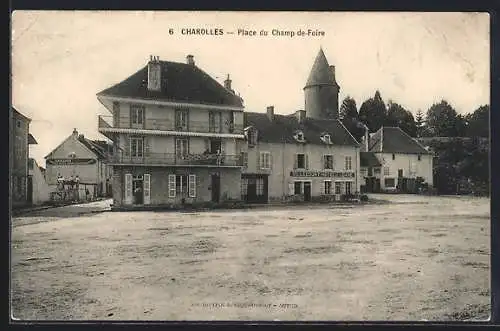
[360,152,382,167]
[368,127,431,154]
[97,60,244,108]
[243,112,359,147]
[12,107,31,122]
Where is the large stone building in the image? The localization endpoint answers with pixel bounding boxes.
[97,55,246,207]
[11,107,38,208]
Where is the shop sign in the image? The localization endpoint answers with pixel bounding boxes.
[46,158,97,165]
[290,170,355,178]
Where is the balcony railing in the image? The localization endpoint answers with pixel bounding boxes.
[98,115,244,134]
[108,152,243,167]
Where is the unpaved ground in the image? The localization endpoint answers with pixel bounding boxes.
[11,194,490,321]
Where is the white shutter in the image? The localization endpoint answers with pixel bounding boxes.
[305,154,309,170]
[188,174,196,197]
[168,174,176,198]
[143,174,151,204]
[269,153,273,170]
[289,183,294,195]
[294,154,298,169]
[124,173,133,204]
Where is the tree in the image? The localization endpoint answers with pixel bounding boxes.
[466,105,489,138]
[385,101,417,137]
[340,96,358,120]
[358,90,386,132]
[426,100,462,137]
[415,109,425,137]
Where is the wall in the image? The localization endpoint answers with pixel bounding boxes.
[304,85,339,120]
[112,166,241,205]
[29,160,51,205]
[376,152,434,190]
[243,141,360,200]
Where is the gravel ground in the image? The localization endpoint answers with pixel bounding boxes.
[10,194,490,321]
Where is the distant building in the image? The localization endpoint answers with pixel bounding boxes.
[361,126,434,192]
[44,129,113,199]
[28,158,51,205]
[11,107,38,208]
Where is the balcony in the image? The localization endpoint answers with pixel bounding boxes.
[107,152,243,167]
[98,115,244,137]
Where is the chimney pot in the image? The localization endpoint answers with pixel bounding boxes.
[186,54,195,65]
[266,106,274,121]
[224,74,232,90]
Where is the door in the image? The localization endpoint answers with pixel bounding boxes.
[211,174,220,203]
[133,177,144,205]
[27,176,33,204]
[303,182,312,202]
[398,169,403,178]
[247,178,257,203]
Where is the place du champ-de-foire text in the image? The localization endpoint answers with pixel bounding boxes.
[167,27,326,38]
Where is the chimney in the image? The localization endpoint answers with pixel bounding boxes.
[186,54,195,65]
[296,110,306,123]
[147,55,162,91]
[224,74,232,90]
[72,128,78,138]
[266,106,274,121]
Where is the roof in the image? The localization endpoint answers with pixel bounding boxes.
[360,152,382,167]
[97,59,243,107]
[28,133,37,144]
[368,127,431,154]
[305,48,339,88]
[12,107,31,122]
[243,112,359,147]
[77,136,111,159]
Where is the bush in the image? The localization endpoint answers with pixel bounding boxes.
[360,194,369,202]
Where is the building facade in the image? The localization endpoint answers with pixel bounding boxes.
[97,55,246,207]
[44,129,113,199]
[362,126,434,192]
[28,158,51,205]
[11,108,37,207]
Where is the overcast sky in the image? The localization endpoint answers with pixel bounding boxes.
[11,11,489,167]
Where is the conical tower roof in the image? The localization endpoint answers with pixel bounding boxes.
[305,48,337,87]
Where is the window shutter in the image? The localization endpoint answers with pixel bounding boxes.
[305,155,309,170]
[113,102,120,128]
[289,183,294,195]
[220,140,225,154]
[144,137,151,157]
[294,154,298,169]
[124,173,133,204]
[143,174,151,204]
[269,153,273,170]
[188,174,196,197]
[129,105,134,126]
[204,139,210,152]
[124,135,130,157]
[257,152,261,169]
[168,174,176,198]
[322,181,325,195]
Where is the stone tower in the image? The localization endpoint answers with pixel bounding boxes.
[303,48,340,120]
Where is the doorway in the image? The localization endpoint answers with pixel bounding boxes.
[211,174,220,203]
[242,175,268,203]
[133,176,144,205]
[303,181,312,202]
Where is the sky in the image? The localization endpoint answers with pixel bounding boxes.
[11,11,490,167]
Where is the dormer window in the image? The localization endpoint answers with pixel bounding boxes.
[321,133,332,144]
[244,126,258,147]
[294,130,305,143]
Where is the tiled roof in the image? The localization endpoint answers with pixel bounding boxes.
[243,112,359,147]
[77,136,111,159]
[368,127,431,154]
[28,133,37,144]
[360,152,382,167]
[97,60,243,107]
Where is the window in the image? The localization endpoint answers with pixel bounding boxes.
[296,153,307,169]
[241,152,248,168]
[209,139,222,154]
[175,109,189,130]
[260,152,271,169]
[131,105,144,125]
[418,154,422,161]
[385,178,396,187]
[241,178,248,197]
[130,137,144,157]
[168,174,176,197]
[294,181,302,195]
[324,155,333,170]
[256,178,264,195]
[176,138,189,158]
[392,154,395,160]
[294,131,305,142]
[361,168,368,177]
[322,134,332,144]
[374,167,381,175]
[345,182,352,195]
[228,112,235,133]
[383,167,390,176]
[398,169,404,178]
[335,182,342,195]
[17,121,21,128]
[188,174,196,197]
[345,156,352,170]
[209,111,221,133]
[324,180,332,194]
[176,175,188,194]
